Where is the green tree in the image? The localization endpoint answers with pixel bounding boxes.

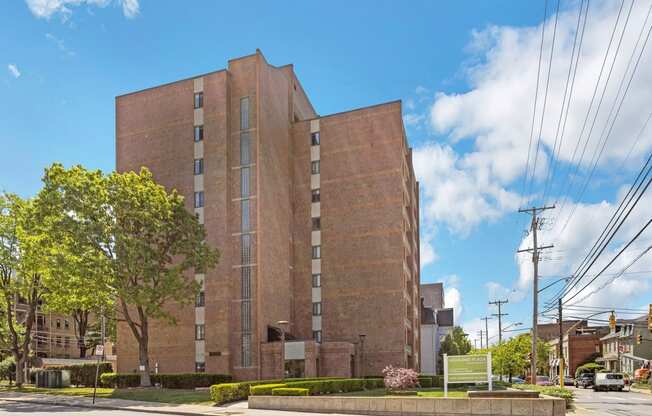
[489,334,551,380]
[0,194,52,386]
[43,164,219,387]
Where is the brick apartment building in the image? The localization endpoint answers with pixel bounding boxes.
[115,50,421,380]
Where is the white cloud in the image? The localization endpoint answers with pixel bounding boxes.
[25,0,139,20]
[420,236,438,266]
[7,64,21,78]
[45,33,75,56]
[516,191,652,310]
[413,143,521,235]
[444,287,463,323]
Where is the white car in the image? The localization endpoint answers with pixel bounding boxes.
[593,373,625,391]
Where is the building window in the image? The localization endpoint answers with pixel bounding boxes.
[312,274,321,288]
[311,189,320,203]
[194,159,204,175]
[311,132,320,146]
[241,167,250,197]
[241,300,251,333]
[311,161,320,174]
[64,337,70,347]
[241,234,251,265]
[195,324,205,341]
[241,199,250,232]
[312,302,322,316]
[56,319,61,329]
[240,132,250,165]
[312,245,321,259]
[194,192,204,208]
[312,217,320,231]
[195,361,206,372]
[241,333,252,367]
[194,92,203,109]
[241,266,251,299]
[312,330,322,343]
[196,291,205,307]
[64,320,69,329]
[194,125,203,142]
[240,97,250,130]
[56,336,62,346]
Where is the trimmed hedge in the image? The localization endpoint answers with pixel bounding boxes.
[100,372,231,389]
[250,383,288,396]
[272,387,309,396]
[417,376,432,388]
[34,363,113,387]
[512,384,573,407]
[210,377,343,404]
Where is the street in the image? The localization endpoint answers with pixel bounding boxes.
[571,386,652,416]
[0,399,152,415]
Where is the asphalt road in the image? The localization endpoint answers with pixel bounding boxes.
[571,386,652,416]
[0,399,156,415]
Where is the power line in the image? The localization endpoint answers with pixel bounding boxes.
[489,299,509,345]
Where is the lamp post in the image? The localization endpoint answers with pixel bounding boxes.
[277,320,289,381]
[359,334,366,378]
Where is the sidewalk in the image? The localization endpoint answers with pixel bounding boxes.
[0,391,232,415]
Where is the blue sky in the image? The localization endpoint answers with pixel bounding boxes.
[3,1,652,346]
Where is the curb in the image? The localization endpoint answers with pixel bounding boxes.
[0,396,226,416]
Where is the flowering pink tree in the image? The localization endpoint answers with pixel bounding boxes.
[382,365,419,390]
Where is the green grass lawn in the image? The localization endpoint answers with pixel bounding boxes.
[0,385,213,405]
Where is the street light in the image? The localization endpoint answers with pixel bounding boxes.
[277,320,289,381]
[359,334,366,378]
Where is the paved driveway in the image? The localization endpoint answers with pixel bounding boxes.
[571,386,652,416]
[0,399,153,415]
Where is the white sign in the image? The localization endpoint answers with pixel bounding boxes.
[139,365,145,371]
[95,345,105,356]
[444,353,492,397]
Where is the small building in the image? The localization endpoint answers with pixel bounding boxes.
[548,327,605,377]
[599,317,652,375]
[420,283,454,375]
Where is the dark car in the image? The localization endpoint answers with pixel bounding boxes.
[575,373,594,389]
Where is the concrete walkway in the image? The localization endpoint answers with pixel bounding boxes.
[0,391,357,416]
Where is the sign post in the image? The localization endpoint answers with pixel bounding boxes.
[444,353,493,397]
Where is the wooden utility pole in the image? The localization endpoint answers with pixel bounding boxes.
[558,299,564,388]
[481,316,492,349]
[518,205,554,380]
[490,299,509,345]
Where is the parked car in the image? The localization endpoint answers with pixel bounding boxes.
[536,375,553,386]
[511,377,525,384]
[553,376,574,386]
[593,372,625,391]
[575,373,595,389]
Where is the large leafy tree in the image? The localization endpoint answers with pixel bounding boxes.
[0,194,52,386]
[490,333,551,380]
[440,326,472,356]
[43,164,219,387]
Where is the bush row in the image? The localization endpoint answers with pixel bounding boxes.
[511,384,573,407]
[210,377,344,404]
[272,388,308,396]
[100,372,231,389]
[32,363,113,387]
[250,378,384,397]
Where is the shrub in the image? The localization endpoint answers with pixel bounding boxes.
[382,365,419,390]
[210,383,242,404]
[250,383,288,395]
[100,372,230,389]
[272,387,309,396]
[45,363,113,387]
[512,384,573,407]
[575,363,604,378]
[0,357,16,384]
[364,378,384,389]
[418,376,432,388]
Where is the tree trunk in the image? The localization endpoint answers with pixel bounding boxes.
[138,334,151,387]
[14,353,24,387]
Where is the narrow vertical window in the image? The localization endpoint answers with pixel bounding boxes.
[241,167,250,197]
[241,300,251,332]
[194,125,204,142]
[241,234,251,264]
[195,324,205,340]
[312,274,321,288]
[311,161,320,174]
[240,132,250,165]
[241,267,251,299]
[312,330,322,343]
[312,217,320,231]
[240,97,250,130]
[195,362,206,372]
[195,291,205,307]
[194,191,204,208]
[242,333,252,367]
[312,302,322,316]
[241,199,250,232]
[311,132,320,146]
[194,92,203,109]
[194,158,204,175]
[312,245,321,259]
[311,189,320,203]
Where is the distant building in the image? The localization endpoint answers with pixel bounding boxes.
[536,320,587,342]
[547,326,608,377]
[115,50,421,380]
[420,283,454,375]
[598,317,652,374]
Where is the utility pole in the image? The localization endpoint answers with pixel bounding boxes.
[478,330,484,349]
[558,299,564,388]
[490,299,509,345]
[474,339,478,350]
[518,205,554,380]
[481,316,492,349]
